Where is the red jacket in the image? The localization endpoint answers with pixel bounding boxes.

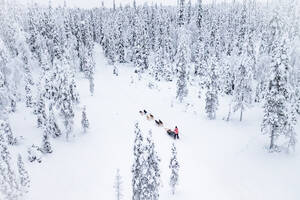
[174,127,179,134]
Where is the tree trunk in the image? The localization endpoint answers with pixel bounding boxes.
[226,103,232,121]
[269,129,274,151]
[240,107,243,122]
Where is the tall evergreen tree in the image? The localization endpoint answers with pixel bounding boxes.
[232,55,253,121]
[81,106,89,133]
[262,12,297,152]
[132,122,143,200]
[205,55,219,120]
[176,28,189,102]
[139,130,160,200]
[169,143,179,195]
[17,154,30,194]
[178,0,185,27]
[114,169,123,200]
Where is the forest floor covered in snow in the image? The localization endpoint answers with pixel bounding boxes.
[9,45,300,200]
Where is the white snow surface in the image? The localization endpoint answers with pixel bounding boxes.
[9,45,300,200]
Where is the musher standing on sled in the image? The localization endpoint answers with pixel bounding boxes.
[174,126,179,139]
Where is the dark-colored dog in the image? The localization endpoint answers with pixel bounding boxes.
[155,119,163,126]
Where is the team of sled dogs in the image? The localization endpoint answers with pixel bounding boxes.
[139,110,164,127]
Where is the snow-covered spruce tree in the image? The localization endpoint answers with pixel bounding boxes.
[152,17,174,82]
[27,3,42,61]
[41,133,52,154]
[0,120,18,145]
[169,143,179,195]
[17,154,30,194]
[0,143,22,199]
[36,94,47,128]
[176,28,189,103]
[45,108,62,138]
[186,0,192,24]
[61,95,75,141]
[139,130,160,200]
[205,56,219,120]
[132,122,144,200]
[232,56,253,121]
[89,76,95,96]
[14,26,35,108]
[133,18,150,79]
[261,13,297,152]
[52,58,77,140]
[177,0,185,27]
[115,14,125,64]
[114,169,123,200]
[196,0,203,31]
[25,75,34,108]
[81,106,89,133]
[194,38,207,89]
[230,2,254,121]
[0,38,10,118]
[113,65,119,76]
[103,21,116,65]
[153,47,164,81]
[80,18,95,97]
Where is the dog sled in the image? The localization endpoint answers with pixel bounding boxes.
[139,109,179,140]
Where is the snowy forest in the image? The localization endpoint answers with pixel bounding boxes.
[0,0,300,199]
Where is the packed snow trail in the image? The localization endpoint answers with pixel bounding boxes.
[10,45,300,200]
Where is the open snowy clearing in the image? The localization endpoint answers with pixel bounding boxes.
[9,45,300,200]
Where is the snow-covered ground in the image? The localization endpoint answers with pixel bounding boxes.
[9,45,300,200]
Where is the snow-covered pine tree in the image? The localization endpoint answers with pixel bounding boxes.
[261,12,297,152]
[36,94,47,128]
[17,154,30,194]
[51,58,77,140]
[27,3,41,61]
[81,106,89,133]
[176,28,189,103]
[232,55,253,121]
[177,0,185,27]
[205,55,219,120]
[25,76,34,108]
[41,133,52,154]
[196,0,203,30]
[61,97,74,141]
[139,130,160,200]
[115,14,125,63]
[89,76,95,96]
[80,16,96,96]
[14,26,35,108]
[133,16,150,79]
[45,108,62,138]
[114,169,123,200]
[186,0,192,24]
[229,2,254,121]
[0,38,10,118]
[0,143,21,199]
[0,120,18,145]
[132,122,144,200]
[169,143,179,195]
[113,65,119,76]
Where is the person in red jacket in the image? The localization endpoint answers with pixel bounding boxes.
[174,126,179,139]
